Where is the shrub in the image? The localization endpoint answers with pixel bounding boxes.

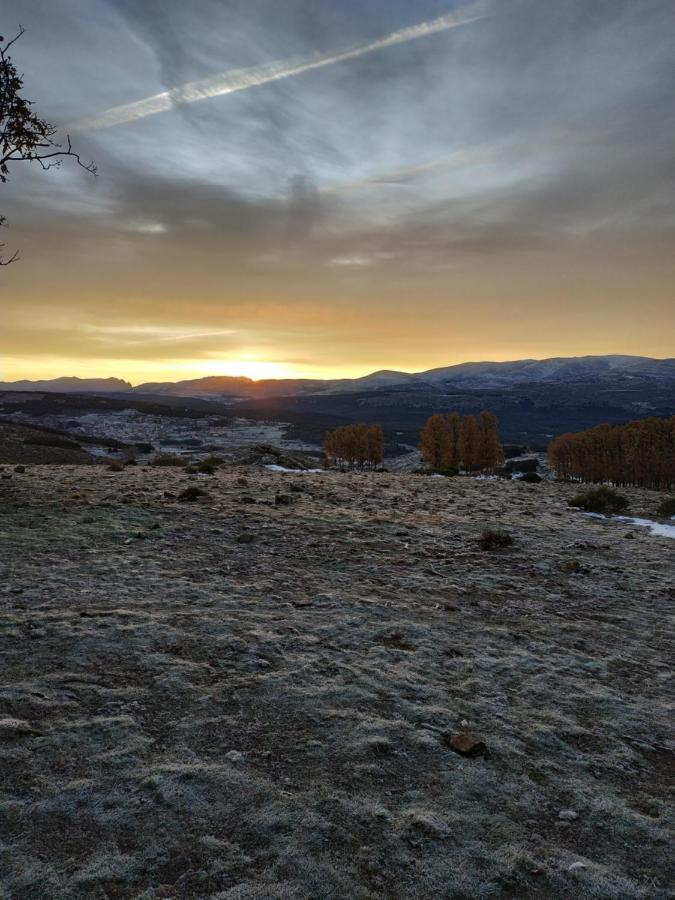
[656,497,675,518]
[478,528,514,550]
[202,454,224,466]
[196,461,217,474]
[107,461,124,472]
[569,486,629,514]
[520,472,542,483]
[177,486,208,502]
[150,454,186,467]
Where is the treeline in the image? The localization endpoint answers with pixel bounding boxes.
[323,423,384,470]
[419,411,504,472]
[548,417,675,489]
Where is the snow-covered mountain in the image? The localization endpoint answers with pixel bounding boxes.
[1,356,673,398]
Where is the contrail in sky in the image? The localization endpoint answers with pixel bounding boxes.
[73,1,488,131]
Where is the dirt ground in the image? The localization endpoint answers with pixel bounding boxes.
[0,465,673,899]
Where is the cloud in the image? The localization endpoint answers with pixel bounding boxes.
[72,0,488,130]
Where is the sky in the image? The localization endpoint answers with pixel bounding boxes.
[1,0,674,384]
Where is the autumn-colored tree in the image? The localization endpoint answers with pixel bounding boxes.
[419,410,504,472]
[477,410,504,472]
[445,411,461,468]
[548,416,675,489]
[323,423,384,470]
[458,414,482,471]
[418,414,451,468]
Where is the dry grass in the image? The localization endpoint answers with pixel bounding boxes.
[0,466,673,898]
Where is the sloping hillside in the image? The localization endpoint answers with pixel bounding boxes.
[1,465,672,898]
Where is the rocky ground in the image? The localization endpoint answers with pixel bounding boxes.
[0,464,673,899]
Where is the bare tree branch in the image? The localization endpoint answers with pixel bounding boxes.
[0,26,97,264]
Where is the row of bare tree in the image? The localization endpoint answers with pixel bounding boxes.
[418,411,504,472]
[548,416,675,489]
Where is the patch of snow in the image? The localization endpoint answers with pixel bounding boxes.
[584,512,675,539]
[264,464,324,474]
[616,516,675,539]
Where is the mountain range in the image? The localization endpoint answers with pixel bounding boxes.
[3,355,674,398]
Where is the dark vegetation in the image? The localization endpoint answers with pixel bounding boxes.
[478,527,514,550]
[656,497,675,518]
[519,472,542,483]
[569,486,630,515]
[22,433,81,450]
[185,456,223,475]
[235,379,675,447]
[178,485,209,502]
[150,454,186,467]
[0,421,94,464]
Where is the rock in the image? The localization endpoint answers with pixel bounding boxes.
[558,809,578,820]
[236,476,248,485]
[178,486,209,502]
[275,493,294,505]
[292,598,313,608]
[14,465,25,473]
[225,749,244,762]
[568,861,587,872]
[235,533,255,544]
[444,732,488,757]
[0,717,41,738]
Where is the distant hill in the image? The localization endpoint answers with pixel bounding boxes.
[0,377,132,393]
[2,356,673,447]
[2,357,673,398]
[140,354,675,396]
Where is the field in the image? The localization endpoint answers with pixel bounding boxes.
[0,465,673,898]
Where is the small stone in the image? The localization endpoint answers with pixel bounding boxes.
[225,750,244,763]
[0,717,41,738]
[292,598,313,608]
[460,719,469,728]
[444,732,488,757]
[558,809,578,821]
[275,493,294,505]
[14,465,25,473]
[235,533,255,544]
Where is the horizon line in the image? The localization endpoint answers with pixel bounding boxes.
[2,353,673,388]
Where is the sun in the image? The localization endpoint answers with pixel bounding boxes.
[189,358,297,381]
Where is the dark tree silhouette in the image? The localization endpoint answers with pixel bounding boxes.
[0,26,96,264]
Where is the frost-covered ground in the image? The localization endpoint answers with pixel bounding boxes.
[0,466,673,899]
